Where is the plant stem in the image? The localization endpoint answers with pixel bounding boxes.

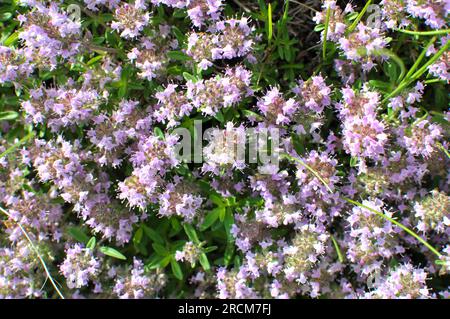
[396,29,450,36]
[322,6,331,60]
[410,40,450,81]
[0,131,35,159]
[404,37,437,80]
[0,206,65,299]
[436,142,450,159]
[282,152,443,259]
[347,0,372,34]
[331,235,344,262]
[342,198,442,258]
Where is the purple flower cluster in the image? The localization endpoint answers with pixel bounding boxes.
[59,244,101,289]
[22,86,100,132]
[186,17,255,69]
[111,1,150,39]
[18,2,82,68]
[153,0,222,27]
[113,258,166,299]
[187,66,253,115]
[118,133,179,210]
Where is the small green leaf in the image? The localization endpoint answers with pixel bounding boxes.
[199,253,210,271]
[86,237,96,250]
[154,127,165,139]
[133,227,144,245]
[183,224,200,244]
[142,225,164,244]
[67,227,90,244]
[172,26,186,43]
[99,246,127,260]
[183,72,197,83]
[86,55,103,66]
[0,111,19,121]
[200,208,221,231]
[147,254,171,269]
[224,209,234,238]
[209,194,224,207]
[224,241,235,266]
[167,50,191,61]
[349,157,358,167]
[267,3,273,43]
[171,259,183,280]
[241,109,263,121]
[203,246,218,253]
[314,24,325,32]
[218,206,227,222]
[3,31,19,46]
[173,9,187,18]
[152,243,169,256]
[0,12,12,22]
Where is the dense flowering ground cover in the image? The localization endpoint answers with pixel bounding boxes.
[0,0,449,299]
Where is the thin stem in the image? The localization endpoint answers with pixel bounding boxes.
[436,142,450,159]
[322,6,331,60]
[331,235,344,263]
[0,131,35,159]
[281,153,333,192]
[410,40,450,81]
[404,37,437,80]
[282,153,443,259]
[382,37,446,103]
[424,78,445,84]
[0,206,65,299]
[342,198,442,258]
[396,29,450,36]
[347,0,372,34]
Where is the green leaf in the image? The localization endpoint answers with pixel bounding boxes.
[172,26,186,43]
[3,31,18,46]
[291,133,306,156]
[209,194,224,207]
[203,246,218,253]
[99,246,127,260]
[152,243,169,256]
[218,206,227,222]
[173,9,187,18]
[142,225,164,244]
[118,85,127,98]
[167,50,191,61]
[224,241,235,266]
[224,209,234,239]
[314,24,325,32]
[147,254,171,269]
[0,111,19,121]
[267,3,273,43]
[200,208,221,231]
[171,259,183,280]
[86,55,103,66]
[67,227,90,244]
[199,253,210,271]
[0,12,12,22]
[183,224,200,244]
[133,227,144,245]
[241,109,263,121]
[154,127,165,139]
[214,111,225,123]
[183,72,197,83]
[86,237,96,250]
